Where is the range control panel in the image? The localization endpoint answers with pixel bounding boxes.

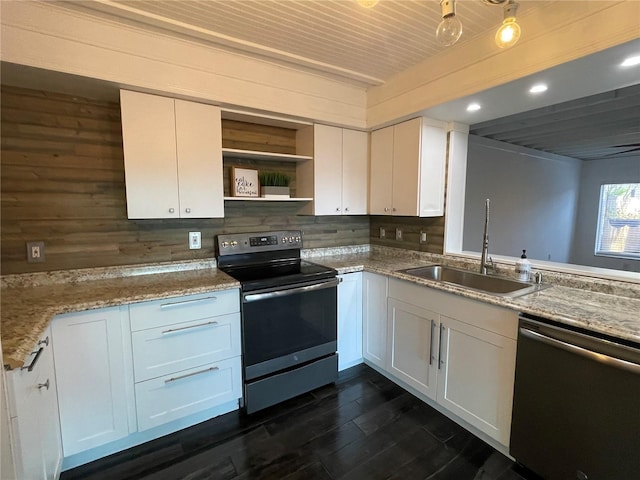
[217,230,302,254]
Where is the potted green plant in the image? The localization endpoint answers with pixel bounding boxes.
[259,171,291,199]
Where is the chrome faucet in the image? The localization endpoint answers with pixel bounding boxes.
[480,199,495,275]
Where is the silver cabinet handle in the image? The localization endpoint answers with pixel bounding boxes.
[243,278,339,303]
[384,207,389,212]
[169,208,175,213]
[438,324,445,369]
[38,336,49,347]
[165,366,218,384]
[162,320,218,335]
[159,295,217,309]
[21,347,44,372]
[185,208,191,213]
[37,379,50,390]
[520,327,640,375]
[429,319,436,366]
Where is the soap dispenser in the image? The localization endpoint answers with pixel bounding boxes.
[515,250,531,281]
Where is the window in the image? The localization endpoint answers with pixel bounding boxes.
[595,183,640,259]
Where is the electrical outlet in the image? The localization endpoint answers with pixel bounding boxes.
[27,241,45,263]
[395,228,403,241]
[189,231,201,250]
[420,231,428,244]
[379,227,386,239]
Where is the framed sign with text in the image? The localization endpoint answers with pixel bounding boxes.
[231,167,259,197]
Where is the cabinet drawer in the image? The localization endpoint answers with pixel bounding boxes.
[135,356,242,431]
[129,290,239,331]
[132,312,241,382]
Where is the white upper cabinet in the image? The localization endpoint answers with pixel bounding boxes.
[120,90,224,219]
[370,117,447,217]
[297,124,368,215]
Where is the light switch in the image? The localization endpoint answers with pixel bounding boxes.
[189,232,201,250]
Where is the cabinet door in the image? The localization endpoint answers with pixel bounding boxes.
[341,129,368,215]
[120,90,180,219]
[337,272,363,371]
[6,326,62,480]
[437,315,516,446]
[38,338,63,480]
[52,307,132,456]
[392,118,421,216]
[174,100,224,218]
[362,272,388,369]
[369,126,394,215]
[386,299,438,400]
[418,123,447,217]
[313,124,343,215]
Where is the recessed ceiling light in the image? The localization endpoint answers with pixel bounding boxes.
[620,55,640,67]
[529,83,548,94]
[466,103,481,112]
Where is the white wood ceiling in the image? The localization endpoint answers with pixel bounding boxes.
[63,0,542,86]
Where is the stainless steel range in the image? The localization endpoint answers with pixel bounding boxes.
[216,230,338,414]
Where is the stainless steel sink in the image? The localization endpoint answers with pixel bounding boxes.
[397,265,543,298]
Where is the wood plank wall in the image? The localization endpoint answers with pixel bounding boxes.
[369,216,445,254]
[0,86,369,275]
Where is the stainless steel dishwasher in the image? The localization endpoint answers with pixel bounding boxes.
[510,314,640,480]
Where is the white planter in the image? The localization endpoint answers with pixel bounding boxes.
[261,186,290,199]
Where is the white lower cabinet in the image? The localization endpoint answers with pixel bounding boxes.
[436,315,516,445]
[135,356,242,431]
[337,272,363,371]
[362,272,388,369]
[5,326,62,480]
[380,278,518,447]
[52,307,133,457]
[46,289,242,469]
[386,299,438,399]
[129,290,242,431]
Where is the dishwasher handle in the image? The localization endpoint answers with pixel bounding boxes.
[520,326,640,375]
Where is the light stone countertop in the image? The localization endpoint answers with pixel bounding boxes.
[316,252,640,346]
[2,247,639,369]
[1,267,239,369]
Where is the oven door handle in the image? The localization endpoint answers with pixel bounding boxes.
[243,278,339,303]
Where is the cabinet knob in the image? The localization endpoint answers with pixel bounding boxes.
[344,207,349,212]
[37,379,50,390]
[392,208,397,212]
[384,207,389,212]
[169,208,175,214]
[336,207,341,212]
[185,208,191,214]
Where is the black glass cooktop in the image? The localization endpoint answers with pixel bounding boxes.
[220,259,336,291]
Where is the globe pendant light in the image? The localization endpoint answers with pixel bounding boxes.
[495,0,521,48]
[436,0,463,47]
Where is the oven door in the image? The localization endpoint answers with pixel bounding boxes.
[241,277,338,380]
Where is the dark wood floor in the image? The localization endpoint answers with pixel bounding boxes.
[61,364,536,480]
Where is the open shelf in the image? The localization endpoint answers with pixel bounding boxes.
[222,148,312,163]
[224,197,313,202]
